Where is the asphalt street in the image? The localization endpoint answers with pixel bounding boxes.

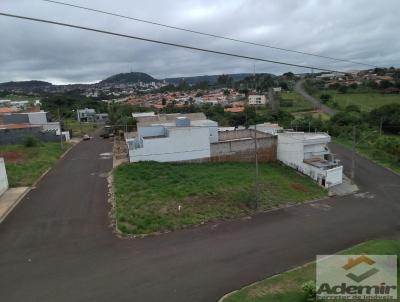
[0,135,399,302]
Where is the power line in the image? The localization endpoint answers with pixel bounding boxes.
[42,0,378,69]
[0,12,344,73]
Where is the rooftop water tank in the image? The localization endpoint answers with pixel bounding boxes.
[175,117,191,127]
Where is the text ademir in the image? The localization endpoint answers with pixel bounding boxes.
[317,283,397,295]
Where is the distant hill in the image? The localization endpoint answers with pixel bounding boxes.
[100,72,158,84]
[0,80,52,89]
[164,73,256,85]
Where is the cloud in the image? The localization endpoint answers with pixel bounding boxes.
[0,0,399,84]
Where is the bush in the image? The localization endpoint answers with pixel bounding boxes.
[301,280,317,301]
[320,94,331,104]
[280,99,294,107]
[338,85,348,94]
[23,136,39,147]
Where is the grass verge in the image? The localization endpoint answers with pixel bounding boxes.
[113,161,327,235]
[222,240,400,302]
[0,142,71,187]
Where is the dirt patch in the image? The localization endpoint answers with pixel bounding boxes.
[248,279,296,298]
[290,182,309,192]
[0,151,26,163]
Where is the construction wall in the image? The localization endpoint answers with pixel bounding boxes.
[0,127,64,145]
[210,129,277,162]
[0,158,8,196]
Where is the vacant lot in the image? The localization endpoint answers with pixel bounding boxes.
[334,135,400,174]
[113,162,326,235]
[315,89,400,111]
[223,240,400,302]
[280,91,314,113]
[0,142,71,187]
[65,119,97,137]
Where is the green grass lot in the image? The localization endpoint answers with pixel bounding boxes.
[334,136,400,174]
[113,162,327,235]
[223,240,400,302]
[64,119,97,137]
[0,142,71,187]
[315,89,400,112]
[280,91,315,113]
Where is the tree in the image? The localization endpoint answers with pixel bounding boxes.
[349,83,358,89]
[338,85,348,94]
[370,103,400,133]
[217,74,233,87]
[380,80,393,89]
[320,94,331,104]
[345,104,361,113]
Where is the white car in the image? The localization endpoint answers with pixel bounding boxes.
[83,134,91,140]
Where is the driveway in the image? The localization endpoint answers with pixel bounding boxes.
[294,79,337,116]
[0,136,399,302]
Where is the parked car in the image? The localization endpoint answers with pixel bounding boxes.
[100,126,114,139]
[83,134,91,140]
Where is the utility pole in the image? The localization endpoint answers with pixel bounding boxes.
[58,106,64,149]
[254,124,259,210]
[350,125,356,183]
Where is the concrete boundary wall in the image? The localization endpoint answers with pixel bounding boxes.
[210,130,277,162]
[0,128,64,145]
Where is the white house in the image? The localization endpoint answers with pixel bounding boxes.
[77,108,96,122]
[26,111,48,126]
[132,112,155,119]
[277,132,343,188]
[248,95,267,105]
[250,122,283,136]
[0,158,8,196]
[127,113,218,162]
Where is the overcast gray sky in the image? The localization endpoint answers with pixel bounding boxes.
[1,0,399,84]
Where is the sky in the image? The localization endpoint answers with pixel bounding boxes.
[0,0,399,84]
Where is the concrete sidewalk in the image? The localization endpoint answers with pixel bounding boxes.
[0,187,30,223]
[329,175,359,196]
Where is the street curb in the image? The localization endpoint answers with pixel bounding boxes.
[0,187,30,224]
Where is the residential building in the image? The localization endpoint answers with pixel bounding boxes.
[95,113,109,122]
[127,112,277,163]
[0,157,8,196]
[77,108,96,122]
[0,100,11,107]
[224,106,245,113]
[127,113,218,162]
[248,95,267,105]
[0,111,66,145]
[277,132,342,188]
